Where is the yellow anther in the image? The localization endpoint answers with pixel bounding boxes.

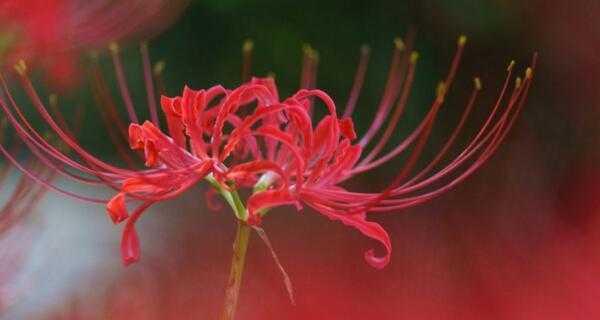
[525,67,533,79]
[436,81,447,102]
[153,61,166,76]
[108,42,119,54]
[243,39,254,53]
[458,35,467,46]
[474,77,482,90]
[14,59,27,75]
[360,44,371,55]
[515,77,522,89]
[394,37,405,50]
[302,44,313,55]
[410,51,419,64]
[49,93,58,107]
[507,60,515,71]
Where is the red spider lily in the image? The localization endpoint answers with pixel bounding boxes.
[0,0,189,90]
[0,36,536,270]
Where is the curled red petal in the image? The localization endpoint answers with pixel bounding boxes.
[319,143,362,184]
[311,116,339,161]
[227,160,289,187]
[144,140,158,167]
[306,200,392,269]
[338,117,357,140]
[249,77,280,102]
[128,121,198,168]
[128,123,144,149]
[121,223,140,266]
[160,96,186,147]
[247,190,300,225]
[119,201,154,266]
[106,193,128,224]
[122,177,166,195]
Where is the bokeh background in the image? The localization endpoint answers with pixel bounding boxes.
[1,0,599,319]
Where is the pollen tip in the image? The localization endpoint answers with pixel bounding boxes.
[525,67,533,79]
[507,60,515,71]
[13,59,27,75]
[267,71,276,79]
[302,44,319,60]
[140,41,148,49]
[153,60,166,75]
[49,93,58,107]
[458,35,467,46]
[312,50,320,62]
[109,42,119,54]
[302,43,313,54]
[360,44,371,55]
[515,77,522,89]
[243,39,254,52]
[410,51,419,64]
[436,81,447,102]
[474,77,482,90]
[394,37,405,50]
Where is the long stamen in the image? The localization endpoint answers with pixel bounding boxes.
[0,140,107,203]
[400,77,480,187]
[343,45,371,118]
[152,60,167,95]
[47,94,74,138]
[358,37,407,147]
[300,44,319,116]
[372,71,534,211]
[352,35,468,174]
[354,82,447,212]
[359,51,419,165]
[385,57,536,201]
[7,66,135,178]
[242,39,254,83]
[89,62,138,168]
[89,54,130,138]
[140,42,160,126]
[109,42,139,124]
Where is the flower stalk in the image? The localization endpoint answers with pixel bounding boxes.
[220,219,251,320]
[217,172,277,320]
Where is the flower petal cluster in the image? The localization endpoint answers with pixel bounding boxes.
[0,37,536,268]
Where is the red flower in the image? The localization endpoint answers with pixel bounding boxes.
[0,36,536,269]
[0,0,189,90]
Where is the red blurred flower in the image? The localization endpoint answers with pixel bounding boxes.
[0,119,57,310]
[0,36,535,270]
[0,0,189,90]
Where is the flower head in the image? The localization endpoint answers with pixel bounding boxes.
[0,35,536,268]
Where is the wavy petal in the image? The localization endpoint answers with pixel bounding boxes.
[305,200,391,269]
[246,190,300,225]
[106,192,128,224]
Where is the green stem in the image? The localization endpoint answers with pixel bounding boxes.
[210,172,276,319]
[220,219,251,320]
